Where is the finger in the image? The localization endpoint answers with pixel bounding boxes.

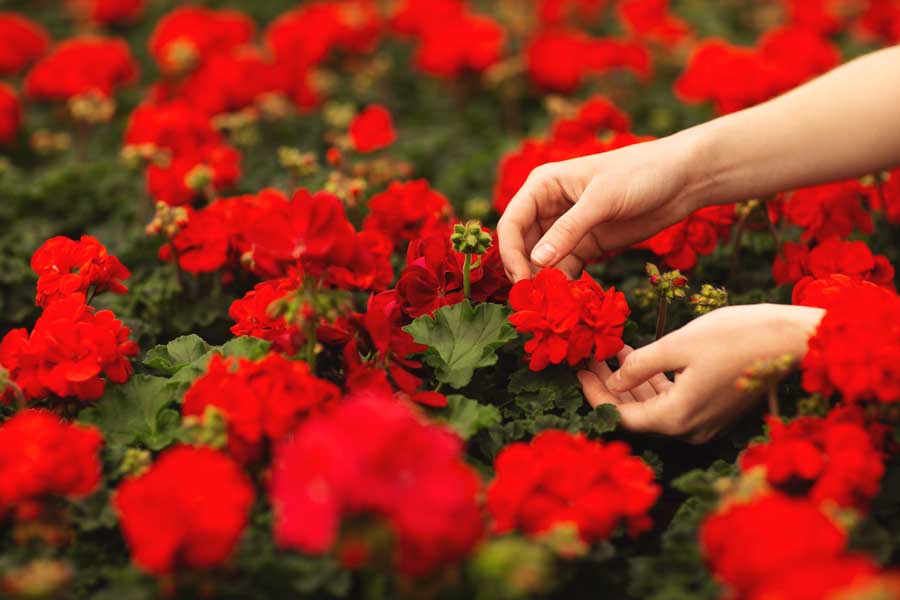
[497,166,563,282]
[530,178,612,268]
[577,370,635,408]
[607,336,685,393]
[556,254,584,279]
[615,374,697,436]
[587,358,651,402]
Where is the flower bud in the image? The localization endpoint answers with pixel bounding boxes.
[735,354,796,392]
[451,220,493,255]
[1,559,73,599]
[690,284,728,315]
[645,263,689,302]
[119,448,152,478]
[180,405,228,450]
[184,164,213,192]
[470,536,557,600]
[68,91,115,124]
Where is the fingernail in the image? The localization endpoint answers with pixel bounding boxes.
[531,243,556,266]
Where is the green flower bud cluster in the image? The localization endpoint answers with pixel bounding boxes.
[690,284,728,315]
[797,393,831,417]
[735,354,796,392]
[118,447,152,478]
[469,536,556,600]
[180,405,228,451]
[645,263,688,302]
[451,220,493,255]
[278,146,319,177]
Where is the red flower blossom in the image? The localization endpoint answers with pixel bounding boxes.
[414,13,505,78]
[125,100,222,154]
[229,275,305,355]
[25,36,138,100]
[867,169,900,224]
[66,0,146,26]
[149,6,254,75]
[146,143,241,206]
[0,409,102,518]
[390,0,466,35]
[617,0,691,47]
[487,430,659,541]
[0,297,138,403]
[773,238,894,289]
[0,83,21,145]
[636,205,735,270]
[701,493,849,598]
[183,353,340,463]
[114,446,254,575]
[349,105,397,153]
[363,179,453,242]
[271,394,482,576]
[31,235,130,308]
[747,555,879,600]
[783,181,874,242]
[509,268,629,371]
[0,14,49,76]
[801,281,900,403]
[740,412,884,510]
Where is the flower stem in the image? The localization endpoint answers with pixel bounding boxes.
[462,254,472,299]
[767,383,780,418]
[655,297,668,340]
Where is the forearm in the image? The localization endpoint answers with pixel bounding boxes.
[678,45,900,207]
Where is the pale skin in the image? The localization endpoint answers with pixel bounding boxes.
[498,45,900,442]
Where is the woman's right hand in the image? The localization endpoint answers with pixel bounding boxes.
[497,131,712,282]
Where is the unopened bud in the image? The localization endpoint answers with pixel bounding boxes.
[180,404,228,450]
[735,354,795,392]
[184,164,213,192]
[451,220,493,255]
[645,263,688,302]
[68,91,115,124]
[690,284,728,315]
[118,448,151,478]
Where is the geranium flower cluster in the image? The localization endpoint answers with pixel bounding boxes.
[635,204,736,270]
[114,446,254,575]
[0,13,48,76]
[0,409,102,520]
[0,82,21,144]
[30,235,131,307]
[740,409,884,510]
[487,430,660,542]
[676,27,839,114]
[183,352,341,463]
[801,280,900,404]
[270,394,483,576]
[64,0,146,26]
[25,36,138,101]
[781,180,874,242]
[509,268,629,371]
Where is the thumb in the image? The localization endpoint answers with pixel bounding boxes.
[607,337,684,393]
[530,179,609,268]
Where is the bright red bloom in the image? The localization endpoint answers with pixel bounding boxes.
[859,0,900,44]
[740,412,884,510]
[0,14,49,76]
[0,409,102,518]
[66,0,146,25]
[801,282,900,403]
[183,353,340,463]
[509,268,629,371]
[487,430,659,541]
[746,555,879,600]
[115,446,254,575]
[526,30,650,93]
[270,394,483,576]
[145,144,241,206]
[414,13,505,78]
[25,36,138,100]
[390,0,465,35]
[0,83,21,145]
[636,205,735,270]
[31,235,130,308]
[125,100,222,154]
[701,493,848,597]
[617,0,691,47]
[229,275,305,355]
[783,181,874,242]
[363,179,453,242]
[867,169,900,224]
[0,296,138,403]
[349,105,397,153]
[149,6,254,75]
[773,238,894,289]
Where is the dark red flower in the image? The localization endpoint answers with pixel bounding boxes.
[0,409,102,518]
[0,83,21,145]
[487,430,659,541]
[271,394,483,576]
[25,36,138,100]
[509,268,629,371]
[635,205,735,270]
[31,235,130,307]
[0,14,49,76]
[0,296,138,403]
[114,446,254,575]
[349,105,396,153]
[363,179,453,242]
[183,353,340,463]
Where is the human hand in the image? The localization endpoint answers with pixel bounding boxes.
[577,304,825,444]
[497,131,710,282]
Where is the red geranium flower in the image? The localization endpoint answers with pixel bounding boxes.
[414,13,505,78]
[149,6,254,75]
[617,0,692,47]
[349,105,397,153]
[783,181,873,242]
[25,36,138,101]
[509,268,629,371]
[773,238,894,289]
[0,83,21,145]
[0,14,49,76]
[229,274,306,355]
[746,555,879,600]
[635,205,735,270]
[66,0,146,26]
[363,180,453,242]
[183,353,340,463]
[31,235,130,307]
[115,446,254,575]
[270,394,482,576]
[487,430,660,541]
[0,409,102,519]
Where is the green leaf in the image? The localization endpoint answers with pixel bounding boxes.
[142,334,211,375]
[219,335,272,360]
[79,375,180,451]
[436,395,501,439]
[671,460,737,499]
[582,404,621,436]
[403,301,517,389]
